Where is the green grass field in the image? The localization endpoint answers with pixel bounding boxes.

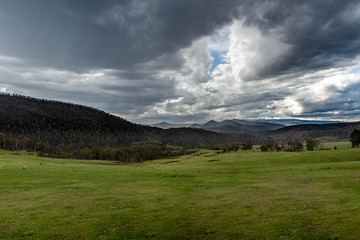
[1,146,360,239]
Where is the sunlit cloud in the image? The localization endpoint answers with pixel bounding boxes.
[0,1,360,124]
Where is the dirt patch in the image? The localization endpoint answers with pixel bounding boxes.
[163,173,194,178]
[208,159,220,162]
[94,162,127,166]
[161,160,180,164]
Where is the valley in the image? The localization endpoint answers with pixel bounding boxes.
[1,146,360,239]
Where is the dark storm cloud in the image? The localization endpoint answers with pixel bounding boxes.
[1,0,359,75]
[238,0,360,79]
[0,0,241,70]
[201,91,284,111]
[0,64,180,116]
[141,111,210,124]
[1,0,360,123]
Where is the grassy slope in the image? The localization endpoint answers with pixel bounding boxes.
[1,147,360,239]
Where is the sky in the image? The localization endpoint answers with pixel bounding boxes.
[0,0,360,124]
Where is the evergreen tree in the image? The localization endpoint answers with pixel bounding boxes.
[306,139,320,151]
[350,129,360,148]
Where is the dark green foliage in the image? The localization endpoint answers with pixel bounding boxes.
[306,139,320,151]
[0,94,246,161]
[260,139,281,152]
[229,144,240,151]
[0,93,147,147]
[0,131,193,162]
[286,141,304,152]
[266,139,279,151]
[350,129,360,148]
[256,121,360,143]
[222,146,228,153]
[241,141,253,150]
[260,145,269,152]
[160,127,240,148]
[222,144,240,153]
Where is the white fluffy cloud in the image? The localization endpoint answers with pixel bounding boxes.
[1,1,360,124]
[228,20,292,81]
[137,22,360,123]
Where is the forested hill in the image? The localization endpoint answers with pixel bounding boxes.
[0,94,143,133]
[0,94,246,160]
[259,121,360,143]
[0,93,151,146]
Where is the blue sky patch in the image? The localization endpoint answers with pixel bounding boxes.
[349,66,360,74]
[210,51,228,72]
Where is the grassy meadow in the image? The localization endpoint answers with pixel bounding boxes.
[1,145,360,239]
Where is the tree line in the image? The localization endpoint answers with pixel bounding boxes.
[1,94,359,161]
[0,94,249,161]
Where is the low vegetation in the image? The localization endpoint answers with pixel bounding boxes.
[1,94,360,239]
[1,146,360,239]
[0,94,254,162]
[350,129,360,148]
[2,94,360,163]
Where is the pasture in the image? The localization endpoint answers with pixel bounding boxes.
[1,146,360,239]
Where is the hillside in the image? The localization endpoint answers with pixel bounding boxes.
[150,122,192,129]
[150,119,342,130]
[0,93,152,146]
[1,94,358,160]
[191,119,284,133]
[259,121,360,143]
[0,94,245,161]
[254,119,343,126]
[2,148,360,239]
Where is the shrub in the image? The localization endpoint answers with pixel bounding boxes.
[260,145,269,152]
[241,141,253,150]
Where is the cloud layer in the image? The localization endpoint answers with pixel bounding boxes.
[0,0,360,124]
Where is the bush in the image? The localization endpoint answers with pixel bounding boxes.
[260,145,269,152]
[350,129,360,148]
[241,141,253,150]
[260,139,279,152]
[286,141,304,152]
[306,139,320,151]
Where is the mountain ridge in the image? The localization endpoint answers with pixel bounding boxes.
[1,93,359,160]
[150,119,344,132]
[258,121,360,143]
[150,122,192,129]
[0,94,243,151]
[190,119,284,133]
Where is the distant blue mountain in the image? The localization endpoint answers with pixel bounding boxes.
[260,121,360,142]
[151,119,345,134]
[252,119,343,126]
[191,119,284,133]
[150,122,192,129]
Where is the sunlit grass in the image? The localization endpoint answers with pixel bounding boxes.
[1,146,360,239]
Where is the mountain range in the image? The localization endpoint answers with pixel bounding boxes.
[259,121,360,143]
[190,119,284,133]
[150,122,192,129]
[0,93,241,151]
[151,119,343,134]
[0,94,359,161]
[254,119,343,126]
